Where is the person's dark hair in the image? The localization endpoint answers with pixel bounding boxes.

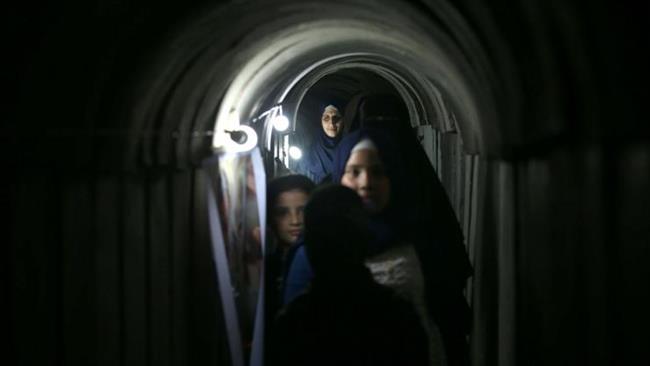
[303,185,370,276]
[267,174,315,228]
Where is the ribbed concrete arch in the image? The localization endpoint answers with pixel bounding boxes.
[8,1,650,366]
[128,0,504,167]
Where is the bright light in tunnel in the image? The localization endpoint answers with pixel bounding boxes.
[222,125,258,153]
[272,114,290,132]
[289,146,302,160]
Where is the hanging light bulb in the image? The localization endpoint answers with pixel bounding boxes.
[271,114,289,132]
[289,146,302,160]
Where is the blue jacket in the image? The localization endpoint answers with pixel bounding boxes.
[282,245,313,304]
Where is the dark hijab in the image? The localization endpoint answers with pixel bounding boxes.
[336,95,473,366]
[341,94,472,289]
[332,128,407,256]
[302,103,344,183]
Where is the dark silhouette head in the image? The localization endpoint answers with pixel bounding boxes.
[303,185,371,278]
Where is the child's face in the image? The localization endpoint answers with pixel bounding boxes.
[273,189,309,246]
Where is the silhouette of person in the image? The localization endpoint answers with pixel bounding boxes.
[269,185,429,366]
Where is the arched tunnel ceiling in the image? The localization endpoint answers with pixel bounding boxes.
[6,0,648,169]
[125,0,502,165]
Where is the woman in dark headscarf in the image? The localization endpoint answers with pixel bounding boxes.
[351,95,474,366]
[284,124,472,366]
[299,103,345,183]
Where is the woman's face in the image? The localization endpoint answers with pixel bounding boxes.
[321,106,343,138]
[340,148,391,214]
[273,189,309,246]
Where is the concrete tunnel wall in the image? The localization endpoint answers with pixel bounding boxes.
[5,0,649,365]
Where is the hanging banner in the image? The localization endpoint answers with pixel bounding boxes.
[205,147,266,366]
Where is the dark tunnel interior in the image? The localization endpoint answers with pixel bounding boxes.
[5,1,650,365]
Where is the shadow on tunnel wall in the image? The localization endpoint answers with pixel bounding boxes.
[5,1,649,365]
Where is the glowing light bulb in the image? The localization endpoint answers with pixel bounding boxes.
[271,114,289,132]
[289,146,302,160]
